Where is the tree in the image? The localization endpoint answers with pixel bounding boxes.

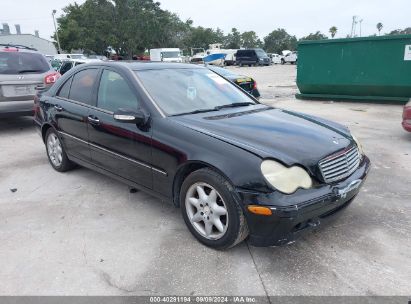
[300,31,328,41]
[241,31,261,48]
[224,28,242,49]
[55,0,190,58]
[387,27,411,35]
[181,26,224,50]
[263,28,297,54]
[329,26,337,38]
[55,0,115,54]
[377,22,383,35]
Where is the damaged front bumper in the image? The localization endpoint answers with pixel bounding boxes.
[239,156,371,247]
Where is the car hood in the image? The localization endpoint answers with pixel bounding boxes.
[171,105,352,173]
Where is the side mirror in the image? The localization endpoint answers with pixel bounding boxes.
[113,108,150,126]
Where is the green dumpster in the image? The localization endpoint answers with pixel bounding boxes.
[296,34,411,103]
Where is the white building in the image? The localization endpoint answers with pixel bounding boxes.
[0,23,57,55]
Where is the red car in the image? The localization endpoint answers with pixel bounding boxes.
[402,100,411,132]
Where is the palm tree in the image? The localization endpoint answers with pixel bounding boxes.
[377,23,383,35]
[329,26,338,38]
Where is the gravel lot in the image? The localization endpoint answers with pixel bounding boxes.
[1,64,410,296]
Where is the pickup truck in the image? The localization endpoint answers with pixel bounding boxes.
[281,51,298,64]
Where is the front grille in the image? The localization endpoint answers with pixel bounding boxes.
[319,145,361,183]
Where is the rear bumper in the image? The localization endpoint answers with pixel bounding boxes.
[240,156,371,247]
[0,100,34,118]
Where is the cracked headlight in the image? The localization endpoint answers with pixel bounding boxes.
[261,160,312,194]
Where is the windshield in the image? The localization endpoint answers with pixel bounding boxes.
[255,49,268,57]
[136,68,256,116]
[0,52,50,74]
[162,51,180,59]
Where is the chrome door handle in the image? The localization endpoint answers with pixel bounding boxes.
[88,116,100,124]
[54,104,63,111]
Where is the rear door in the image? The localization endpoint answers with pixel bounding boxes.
[53,68,100,163]
[87,68,153,189]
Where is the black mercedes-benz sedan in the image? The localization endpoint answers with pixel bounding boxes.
[34,61,370,249]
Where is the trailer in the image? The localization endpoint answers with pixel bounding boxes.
[149,48,182,63]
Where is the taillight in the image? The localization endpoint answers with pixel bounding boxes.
[1,47,19,52]
[44,72,61,85]
[253,80,257,90]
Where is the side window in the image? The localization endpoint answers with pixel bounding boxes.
[69,69,99,105]
[57,76,72,99]
[97,70,138,112]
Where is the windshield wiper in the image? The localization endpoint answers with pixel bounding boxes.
[17,69,43,74]
[171,102,255,116]
[171,108,220,116]
[214,102,255,110]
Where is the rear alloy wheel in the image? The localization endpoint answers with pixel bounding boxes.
[180,168,248,249]
[45,128,74,172]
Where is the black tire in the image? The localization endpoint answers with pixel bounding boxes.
[281,59,285,65]
[180,168,249,249]
[45,128,74,172]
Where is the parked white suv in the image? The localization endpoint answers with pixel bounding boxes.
[0,44,60,117]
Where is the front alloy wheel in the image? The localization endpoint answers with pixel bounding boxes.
[185,182,228,240]
[180,168,248,249]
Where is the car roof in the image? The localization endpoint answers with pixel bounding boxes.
[87,61,204,71]
[66,59,101,63]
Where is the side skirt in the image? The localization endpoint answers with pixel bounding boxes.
[67,154,172,204]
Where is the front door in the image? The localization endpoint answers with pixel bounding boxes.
[87,68,152,189]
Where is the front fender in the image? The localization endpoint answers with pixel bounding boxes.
[150,118,270,199]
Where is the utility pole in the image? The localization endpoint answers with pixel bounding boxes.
[351,16,357,37]
[52,9,62,53]
[359,19,363,37]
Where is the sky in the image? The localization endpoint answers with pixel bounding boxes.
[0,0,409,41]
